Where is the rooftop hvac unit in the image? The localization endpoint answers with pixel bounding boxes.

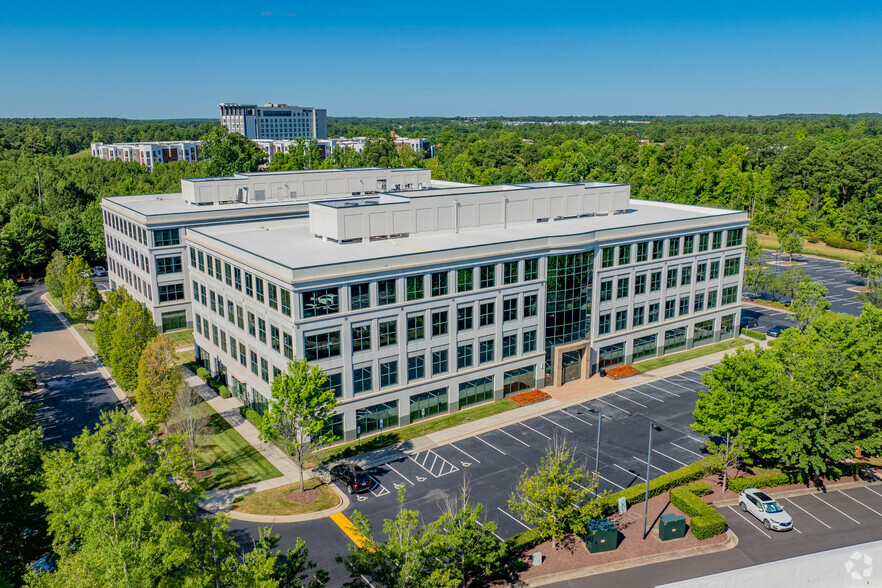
[236,187,248,203]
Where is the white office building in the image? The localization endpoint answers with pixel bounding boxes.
[254,136,434,162]
[219,103,328,140]
[100,168,438,332]
[182,179,747,441]
[91,141,203,169]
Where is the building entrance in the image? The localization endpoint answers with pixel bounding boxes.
[551,340,591,388]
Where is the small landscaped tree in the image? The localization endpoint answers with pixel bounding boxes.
[778,230,804,262]
[0,279,32,373]
[772,266,811,301]
[62,256,102,325]
[135,335,182,423]
[168,381,210,473]
[44,250,67,298]
[790,280,831,330]
[508,439,603,546]
[259,358,338,491]
[845,248,882,280]
[744,263,773,299]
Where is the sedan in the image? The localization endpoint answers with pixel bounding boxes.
[92,266,108,277]
[740,316,758,329]
[739,488,793,531]
[767,325,789,338]
[329,462,373,494]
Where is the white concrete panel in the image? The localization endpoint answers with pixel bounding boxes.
[567,195,580,215]
[304,180,323,196]
[509,199,530,223]
[415,208,433,232]
[479,202,502,227]
[533,198,547,219]
[392,210,409,234]
[437,206,454,231]
[549,196,564,218]
[343,214,362,240]
[460,204,475,228]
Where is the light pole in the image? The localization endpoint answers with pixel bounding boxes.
[588,408,603,496]
[643,422,663,540]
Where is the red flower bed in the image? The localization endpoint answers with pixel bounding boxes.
[509,389,551,407]
[605,365,640,380]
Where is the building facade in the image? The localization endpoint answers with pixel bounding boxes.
[90,141,202,169]
[219,103,328,140]
[254,136,434,163]
[183,181,747,442]
[100,168,435,332]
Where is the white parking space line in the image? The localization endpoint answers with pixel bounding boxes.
[633,456,668,474]
[653,449,688,467]
[596,398,632,414]
[449,443,480,464]
[811,494,861,525]
[726,505,772,539]
[499,428,530,447]
[671,442,704,458]
[663,380,695,393]
[540,415,574,433]
[476,520,504,541]
[560,409,595,426]
[520,422,552,440]
[613,463,645,481]
[863,486,882,499]
[367,476,390,497]
[409,450,459,478]
[643,382,680,397]
[385,463,415,486]
[497,507,532,530]
[628,388,665,402]
[476,436,507,455]
[841,491,882,518]
[612,394,648,408]
[597,473,626,490]
[782,497,830,529]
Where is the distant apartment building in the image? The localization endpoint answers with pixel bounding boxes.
[254,136,434,162]
[90,141,203,170]
[219,103,328,141]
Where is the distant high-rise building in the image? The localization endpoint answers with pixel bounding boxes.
[219,103,328,141]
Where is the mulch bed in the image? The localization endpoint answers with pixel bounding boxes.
[605,365,640,380]
[194,469,212,479]
[509,389,551,407]
[285,487,322,505]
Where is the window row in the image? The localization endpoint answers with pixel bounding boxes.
[599,228,744,269]
[598,258,740,302]
[597,286,738,335]
[189,247,291,317]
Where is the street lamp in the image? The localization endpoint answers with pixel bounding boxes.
[587,408,603,477]
[643,422,663,540]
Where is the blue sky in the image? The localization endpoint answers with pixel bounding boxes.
[1,1,880,118]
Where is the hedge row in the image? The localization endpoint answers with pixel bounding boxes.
[808,234,882,255]
[504,528,547,557]
[192,365,232,398]
[670,487,726,540]
[727,473,791,493]
[599,456,720,515]
[741,328,766,341]
[682,481,713,496]
[239,405,263,429]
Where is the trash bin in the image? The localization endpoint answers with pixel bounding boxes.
[581,518,619,553]
[659,513,686,541]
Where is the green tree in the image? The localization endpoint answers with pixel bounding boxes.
[56,213,91,259]
[135,335,182,423]
[744,263,773,299]
[790,280,831,330]
[859,272,882,309]
[1,206,53,276]
[201,126,266,177]
[44,250,67,299]
[744,231,763,265]
[93,287,130,361]
[259,359,338,491]
[0,370,47,588]
[79,200,106,260]
[778,230,804,262]
[0,280,32,373]
[693,347,783,462]
[772,266,811,301]
[108,298,157,393]
[845,248,882,279]
[507,440,603,546]
[61,256,101,324]
[167,381,210,473]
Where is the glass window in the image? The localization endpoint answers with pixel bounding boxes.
[669,238,680,257]
[457,305,473,331]
[650,271,662,292]
[153,228,180,247]
[161,310,187,332]
[648,302,660,323]
[664,299,676,319]
[281,290,291,316]
[215,259,222,281]
[352,324,371,352]
[524,258,539,281]
[457,344,473,369]
[432,349,448,375]
[694,319,714,343]
[600,280,613,302]
[236,306,244,330]
[379,320,397,347]
[598,313,611,335]
[406,275,424,301]
[325,373,342,399]
[255,278,264,303]
[598,342,625,369]
[380,359,398,388]
[479,265,495,288]
[699,233,709,252]
[617,277,630,299]
[601,247,615,268]
[257,318,266,343]
[679,296,690,316]
[270,326,280,352]
[216,294,224,317]
[503,261,518,284]
[633,334,657,361]
[681,266,692,286]
[459,376,493,408]
[636,242,649,263]
[303,287,339,318]
[694,293,705,312]
[158,283,184,302]
[431,272,448,297]
[502,334,517,358]
[618,245,631,266]
[239,343,247,366]
[250,350,258,375]
[407,354,425,382]
[197,250,205,272]
[707,290,718,308]
[633,306,645,327]
[245,272,253,297]
[523,330,537,353]
[224,263,232,286]
[234,268,242,291]
[666,268,678,288]
[683,235,695,255]
[727,228,744,248]
[479,339,495,364]
[724,258,741,277]
[634,274,646,295]
[378,279,397,305]
[524,294,538,317]
[407,314,425,341]
[664,327,687,352]
[721,314,735,338]
[457,268,474,292]
[712,231,723,250]
[722,286,739,305]
[267,284,278,310]
[696,263,707,283]
[351,283,370,310]
[503,297,518,322]
[304,331,341,360]
[156,256,182,275]
[432,310,448,336]
[353,366,373,394]
[283,332,293,359]
[615,310,628,331]
[710,261,720,279]
[206,254,214,278]
[410,388,448,422]
[652,240,664,260]
[479,301,495,326]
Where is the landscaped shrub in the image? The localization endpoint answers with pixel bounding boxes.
[726,473,791,493]
[600,456,721,515]
[606,365,640,380]
[741,328,766,341]
[508,389,551,407]
[217,385,231,399]
[670,487,726,540]
[239,406,263,428]
[682,481,713,496]
[504,528,547,557]
[196,367,210,381]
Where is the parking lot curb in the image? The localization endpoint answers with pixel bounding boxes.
[523,529,738,587]
[711,479,878,509]
[226,483,351,523]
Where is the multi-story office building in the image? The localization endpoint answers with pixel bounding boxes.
[91,141,203,169]
[219,103,328,140]
[100,168,436,332]
[184,180,747,441]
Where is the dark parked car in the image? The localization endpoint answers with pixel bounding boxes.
[767,325,789,338]
[330,462,372,494]
[740,316,758,329]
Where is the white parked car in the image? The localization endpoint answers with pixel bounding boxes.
[92,266,107,277]
[739,488,793,531]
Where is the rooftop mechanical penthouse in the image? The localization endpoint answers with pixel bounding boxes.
[183,179,747,442]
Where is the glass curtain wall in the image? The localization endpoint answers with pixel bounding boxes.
[544,252,593,380]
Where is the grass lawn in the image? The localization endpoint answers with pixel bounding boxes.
[164,328,193,348]
[753,232,870,263]
[175,349,196,365]
[231,478,340,515]
[193,401,282,490]
[633,337,751,373]
[318,399,518,465]
[45,293,98,354]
